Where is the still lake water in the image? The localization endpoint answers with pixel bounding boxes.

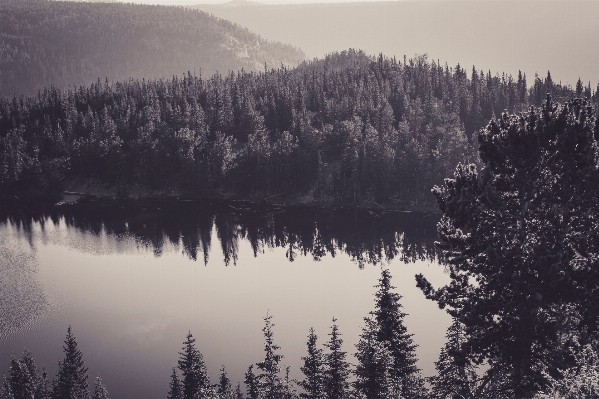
[0,200,451,399]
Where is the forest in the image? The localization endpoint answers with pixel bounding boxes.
[2,49,595,207]
[0,0,304,98]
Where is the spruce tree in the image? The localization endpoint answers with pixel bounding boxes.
[51,327,90,399]
[244,365,259,399]
[177,332,211,399]
[428,319,477,399]
[323,319,350,399]
[92,375,109,399]
[256,315,283,399]
[218,366,234,399]
[354,318,393,399]
[372,269,423,397]
[167,368,182,399]
[234,383,244,399]
[298,328,325,399]
[9,356,37,399]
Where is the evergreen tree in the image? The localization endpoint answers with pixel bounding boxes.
[322,319,350,399]
[371,269,423,397]
[428,319,477,399]
[256,315,284,399]
[218,366,234,399]
[234,383,244,399]
[298,328,325,399]
[177,332,211,399]
[9,356,37,399]
[92,375,109,399]
[167,368,183,399]
[51,327,90,399]
[0,376,13,399]
[244,365,259,399]
[39,369,52,399]
[417,96,599,398]
[354,318,393,399]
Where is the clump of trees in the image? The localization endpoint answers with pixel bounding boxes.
[0,326,109,399]
[2,50,592,206]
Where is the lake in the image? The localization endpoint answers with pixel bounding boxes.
[0,200,451,399]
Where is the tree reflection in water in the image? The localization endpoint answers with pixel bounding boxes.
[0,199,439,267]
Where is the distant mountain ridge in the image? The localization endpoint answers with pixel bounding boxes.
[0,0,305,98]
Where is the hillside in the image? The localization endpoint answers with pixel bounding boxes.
[194,0,599,88]
[2,49,592,205]
[0,0,305,98]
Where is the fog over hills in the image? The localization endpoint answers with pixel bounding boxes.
[195,0,599,88]
[0,0,304,97]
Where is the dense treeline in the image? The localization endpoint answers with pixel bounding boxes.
[0,0,304,98]
[0,49,594,206]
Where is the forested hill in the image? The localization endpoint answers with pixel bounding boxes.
[0,0,304,98]
[0,50,594,206]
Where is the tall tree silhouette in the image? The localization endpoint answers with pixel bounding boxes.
[51,327,90,399]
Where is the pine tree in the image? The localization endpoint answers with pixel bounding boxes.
[244,365,259,399]
[92,374,109,399]
[167,368,183,399]
[323,319,350,399]
[256,315,284,399]
[51,327,90,399]
[372,269,423,397]
[417,96,599,398]
[39,369,52,399]
[218,366,234,399]
[298,328,325,399]
[234,383,244,399]
[354,318,394,399]
[428,319,477,399]
[9,356,37,399]
[0,376,13,399]
[177,332,211,399]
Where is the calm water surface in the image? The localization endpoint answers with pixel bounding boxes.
[0,200,451,399]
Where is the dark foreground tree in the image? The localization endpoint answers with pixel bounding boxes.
[417,96,599,398]
[323,319,351,399]
[428,319,477,399]
[178,332,212,399]
[355,269,424,399]
[92,375,109,399]
[298,328,325,399]
[255,314,284,399]
[51,327,90,399]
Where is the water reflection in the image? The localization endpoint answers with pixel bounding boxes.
[0,199,449,399]
[1,200,439,267]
